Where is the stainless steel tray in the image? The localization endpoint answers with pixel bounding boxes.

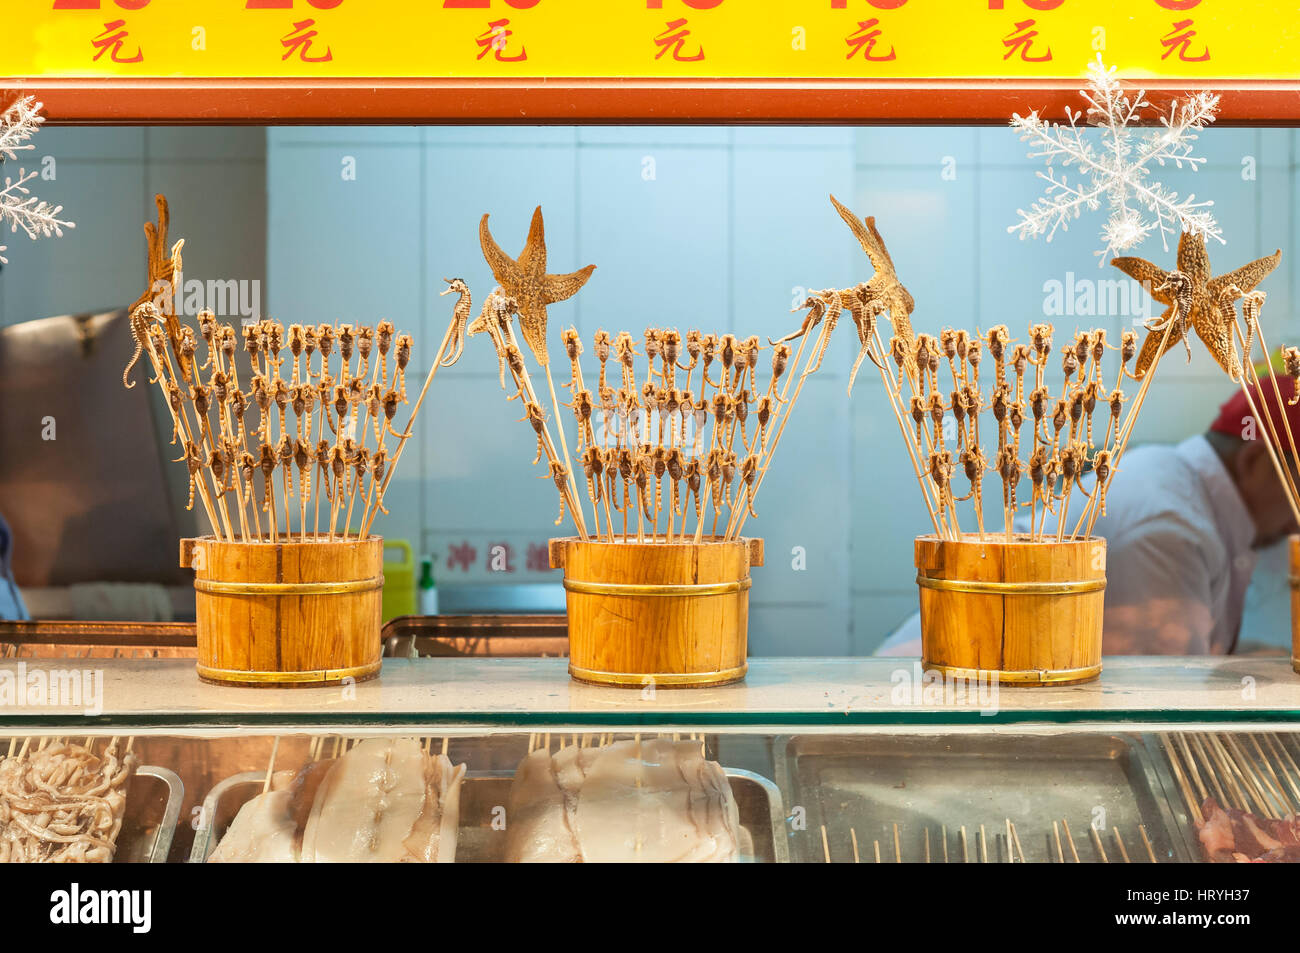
[776,732,1190,863]
[192,765,787,863]
[116,765,185,864]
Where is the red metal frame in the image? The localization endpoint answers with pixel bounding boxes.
[12,77,1300,125]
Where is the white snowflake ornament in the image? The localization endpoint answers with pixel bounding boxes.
[0,95,75,265]
[1007,55,1222,266]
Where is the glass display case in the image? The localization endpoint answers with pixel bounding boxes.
[3,655,1296,864]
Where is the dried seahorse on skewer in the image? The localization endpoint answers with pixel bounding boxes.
[847,295,888,396]
[1240,291,1266,378]
[771,294,826,353]
[800,290,842,375]
[1146,269,1195,363]
[122,306,154,389]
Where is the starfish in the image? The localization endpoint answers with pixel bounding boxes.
[829,194,916,356]
[1112,231,1280,379]
[479,206,596,368]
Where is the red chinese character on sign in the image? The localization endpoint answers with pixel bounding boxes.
[1160,19,1209,62]
[476,19,527,62]
[845,18,896,62]
[91,20,143,64]
[447,541,477,572]
[526,543,550,572]
[486,542,516,573]
[1002,19,1051,62]
[654,18,704,62]
[281,19,333,62]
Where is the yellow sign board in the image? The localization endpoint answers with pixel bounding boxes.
[2,0,1295,81]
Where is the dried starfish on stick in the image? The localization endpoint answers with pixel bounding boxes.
[480,207,595,539]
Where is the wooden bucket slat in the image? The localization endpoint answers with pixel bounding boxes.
[915,534,1105,687]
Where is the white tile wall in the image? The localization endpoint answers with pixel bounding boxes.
[7,123,1287,652]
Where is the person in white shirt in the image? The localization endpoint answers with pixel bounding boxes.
[877,376,1300,656]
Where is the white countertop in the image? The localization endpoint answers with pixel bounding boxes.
[0,656,1297,729]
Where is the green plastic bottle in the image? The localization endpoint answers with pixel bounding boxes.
[418,557,439,616]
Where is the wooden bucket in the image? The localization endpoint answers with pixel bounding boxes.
[548,536,764,688]
[1291,536,1300,675]
[915,533,1106,686]
[180,535,384,687]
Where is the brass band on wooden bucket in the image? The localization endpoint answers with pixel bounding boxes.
[922,660,1103,686]
[562,577,752,597]
[194,575,384,596]
[915,574,1107,596]
[568,663,748,688]
[196,659,382,687]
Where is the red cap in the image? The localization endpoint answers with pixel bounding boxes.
[1209,374,1300,445]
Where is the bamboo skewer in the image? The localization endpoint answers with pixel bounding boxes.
[1060,819,1080,862]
